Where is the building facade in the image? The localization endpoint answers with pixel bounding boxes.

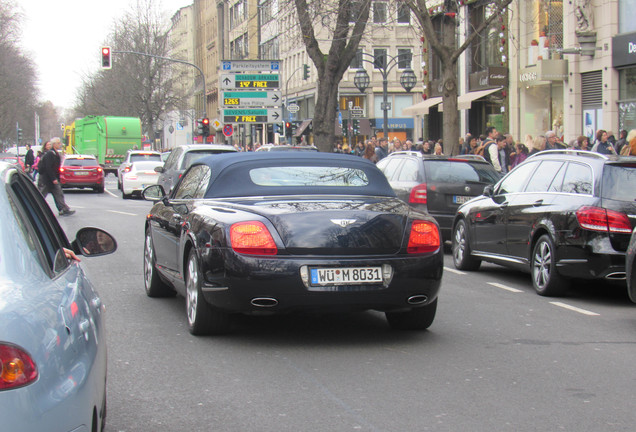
[167,0,634,150]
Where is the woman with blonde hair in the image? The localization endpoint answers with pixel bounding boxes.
[624,129,636,156]
[530,135,546,155]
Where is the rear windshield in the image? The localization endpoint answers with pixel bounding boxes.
[249,166,369,187]
[130,154,161,163]
[426,160,500,184]
[63,158,98,167]
[132,161,163,171]
[182,150,233,169]
[601,164,636,201]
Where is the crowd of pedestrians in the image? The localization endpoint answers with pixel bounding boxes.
[332,126,636,175]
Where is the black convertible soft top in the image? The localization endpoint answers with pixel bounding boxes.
[192,152,398,199]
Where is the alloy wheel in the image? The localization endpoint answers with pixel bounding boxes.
[186,255,199,326]
[533,240,551,290]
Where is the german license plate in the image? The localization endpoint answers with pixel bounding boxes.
[310,267,382,286]
[74,171,89,176]
[453,195,471,204]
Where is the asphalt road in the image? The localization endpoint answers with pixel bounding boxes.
[53,176,636,432]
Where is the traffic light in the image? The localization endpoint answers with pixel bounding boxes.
[101,47,112,69]
[303,64,310,80]
[201,118,210,137]
[17,128,23,141]
[196,119,204,135]
[285,122,292,137]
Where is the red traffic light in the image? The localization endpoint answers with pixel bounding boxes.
[101,46,112,70]
[202,118,210,125]
[285,122,291,128]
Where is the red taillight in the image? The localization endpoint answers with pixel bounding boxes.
[97,167,103,173]
[407,220,440,253]
[230,221,277,255]
[576,206,632,234]
[409,183,427,204]
[124,166,131,173]
[0,344,38,390]
[59,167,65,173]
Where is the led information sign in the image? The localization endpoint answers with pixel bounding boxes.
[220,74,280,89]
[223,108,282,124]
[222,91,281,107]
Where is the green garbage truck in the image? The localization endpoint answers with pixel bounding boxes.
[67,116,143,175]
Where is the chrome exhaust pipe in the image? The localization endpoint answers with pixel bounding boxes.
[251,297,278,307]
[407,295,428,305]
[606,272,626,280]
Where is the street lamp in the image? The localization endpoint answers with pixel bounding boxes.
[353,52,417,139]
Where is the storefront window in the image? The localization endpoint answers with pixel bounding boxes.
[523,0,563,66]
[520,84,564,138]
[619,0,636,33]
[618,68,636,131]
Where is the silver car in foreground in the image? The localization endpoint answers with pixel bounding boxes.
[0,161,116,431]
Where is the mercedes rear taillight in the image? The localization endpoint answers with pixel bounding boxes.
[230,221,278,255]
[409,183,427,204]
[576,206,632,234]
[407,220,440,253]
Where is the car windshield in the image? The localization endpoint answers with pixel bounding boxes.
[249,166,369,187]
[601,164,636,202]
[64,158,98,167]
[426,160,500,184]
[181,150,231,169]
[130,154,161,163]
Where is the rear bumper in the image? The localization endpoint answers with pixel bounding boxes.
[199,250,444,314]
[556,251,626,280]
[60,178,104,188]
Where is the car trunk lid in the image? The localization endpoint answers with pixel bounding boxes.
[229,197,408,255]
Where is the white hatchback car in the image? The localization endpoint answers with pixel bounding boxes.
[121,160,164,199]
[117,150,162,190]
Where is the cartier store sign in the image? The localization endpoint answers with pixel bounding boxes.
[469,67,509,91]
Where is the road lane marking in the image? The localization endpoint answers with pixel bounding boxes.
[107,210,137,216]
[487,282,523,293]
[105,188,118,198]
[549,302,599,316]
[444,267,466,275]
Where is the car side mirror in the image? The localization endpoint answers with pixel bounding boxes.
[154,166,164,173]
[142,184,166,201]
[73,228,117,256]
[483,185,494,197]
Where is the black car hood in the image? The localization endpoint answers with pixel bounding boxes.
[215,196,410,255]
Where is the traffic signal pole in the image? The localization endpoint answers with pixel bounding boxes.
[284,66,305,144]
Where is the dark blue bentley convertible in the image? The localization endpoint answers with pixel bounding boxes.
[142,152,443,335]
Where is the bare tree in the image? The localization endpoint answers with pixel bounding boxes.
[293,0,372,152]
[0,0,37,145]
[403,0,513,155]
[73,0,187,138]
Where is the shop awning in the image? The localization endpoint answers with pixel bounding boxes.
[294,119,312,137]
[402,97,443,115]
[439,87,502,112]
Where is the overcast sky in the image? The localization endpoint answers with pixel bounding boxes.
[19,0,191,110]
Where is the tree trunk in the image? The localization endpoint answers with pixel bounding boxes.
[312,74,339,152]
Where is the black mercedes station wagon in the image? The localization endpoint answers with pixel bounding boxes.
[452,150,636,296]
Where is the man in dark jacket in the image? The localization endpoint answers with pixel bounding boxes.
[24,144,34,175]
[38,137,75,216]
